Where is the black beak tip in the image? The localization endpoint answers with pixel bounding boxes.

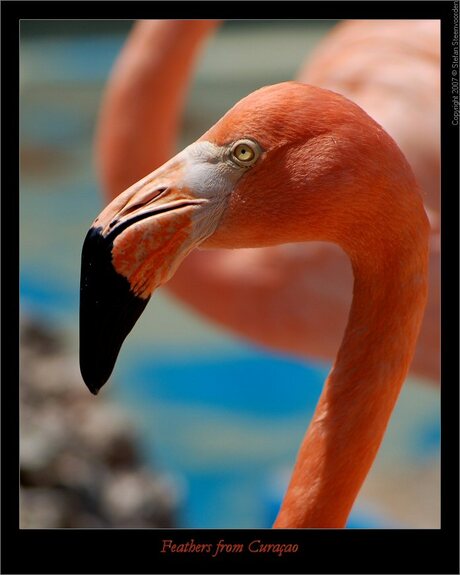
[79,359,105,395]
[84,380,101,396]
[79,337,117,396]
[79,225,150,396]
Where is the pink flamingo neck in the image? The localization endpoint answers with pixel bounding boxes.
[274,206,429,527]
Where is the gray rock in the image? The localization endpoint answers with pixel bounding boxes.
[20,316,179,528]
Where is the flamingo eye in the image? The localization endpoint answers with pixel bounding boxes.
[230,140,260,166]
[234,144,255,162]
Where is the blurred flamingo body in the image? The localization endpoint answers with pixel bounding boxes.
[96,20,440,382]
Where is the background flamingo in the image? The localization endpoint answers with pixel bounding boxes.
[96,19,440,382]
[81,81,430,527]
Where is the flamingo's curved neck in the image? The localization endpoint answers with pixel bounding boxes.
[97,20,218,199]
[274,202,429,528]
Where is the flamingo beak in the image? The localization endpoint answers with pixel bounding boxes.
[79,159,213,395]
[79,224,150,395]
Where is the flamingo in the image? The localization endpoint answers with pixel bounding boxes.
[96,20,440,382]
[80,81,430,528]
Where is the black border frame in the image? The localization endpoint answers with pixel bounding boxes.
[3,2,459,573]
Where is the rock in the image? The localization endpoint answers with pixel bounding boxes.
[20,488,71,528]
[20,315,179,528]
[102,469,179,528]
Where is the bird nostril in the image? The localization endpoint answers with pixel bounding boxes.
[142,186,169,207]
[143,186,169,206]
[118,187,169,218]
[151,186,168,200]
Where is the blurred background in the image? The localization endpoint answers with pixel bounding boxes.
[20,20,440,529]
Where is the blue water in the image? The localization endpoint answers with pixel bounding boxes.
[116,343,439,528]
[413,419,441,460]
[21,36,123,85]
[129,354,327,417]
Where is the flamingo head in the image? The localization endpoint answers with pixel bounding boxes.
[80,81,404,394]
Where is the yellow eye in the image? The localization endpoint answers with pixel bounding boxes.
[230,140,260,166]
[233,143,255,162]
